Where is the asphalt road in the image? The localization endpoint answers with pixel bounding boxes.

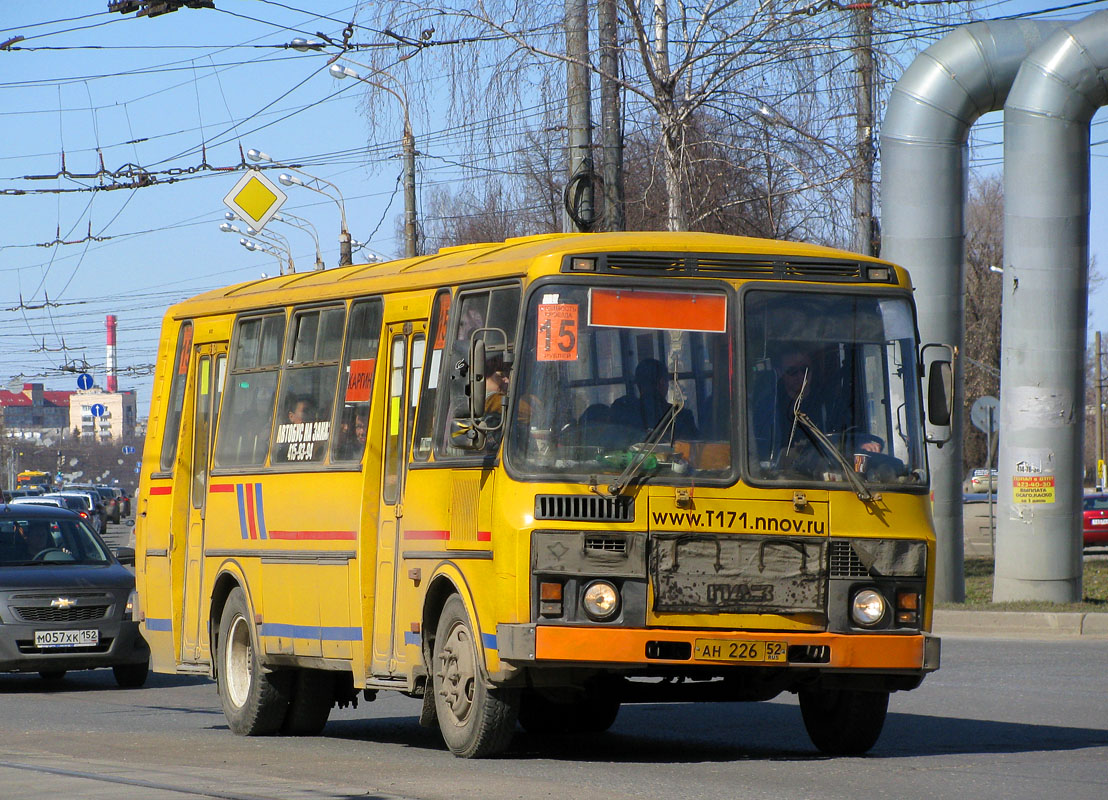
[1,637,1106,800]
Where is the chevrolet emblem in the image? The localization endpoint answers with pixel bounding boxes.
[50,598,76,609]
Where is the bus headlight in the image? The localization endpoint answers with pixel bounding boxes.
[851,588,886,627]
[582,580,620,621]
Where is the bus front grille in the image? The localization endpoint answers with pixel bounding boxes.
[535,495,634,523]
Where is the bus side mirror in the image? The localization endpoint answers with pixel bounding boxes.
[468,337,487,419]
[921,343,954,445]
[927,360,953,426]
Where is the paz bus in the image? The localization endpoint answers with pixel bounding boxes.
[135,231,951,758]
[15,470,52,492]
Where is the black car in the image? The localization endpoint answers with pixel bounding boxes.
[0,504,149,686]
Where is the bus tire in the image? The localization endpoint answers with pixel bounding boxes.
[431,595,519,758]
[217,587,291,736]
[799,688,889,755]
[281,669,334,736]
[518,688,620,735]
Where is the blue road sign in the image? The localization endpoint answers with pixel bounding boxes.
[77,373,93,390]
[122,445,136,455]
[90,403,106,417]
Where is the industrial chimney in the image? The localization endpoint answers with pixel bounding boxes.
[106,314,118,393]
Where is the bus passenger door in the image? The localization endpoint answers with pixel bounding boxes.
[181,343,226,663]
[371,322,426,676]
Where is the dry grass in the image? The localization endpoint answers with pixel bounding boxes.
[937,558,1108,612]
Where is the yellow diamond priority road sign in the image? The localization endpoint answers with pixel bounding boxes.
[223,169,287,232]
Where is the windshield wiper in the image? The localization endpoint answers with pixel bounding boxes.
[600,402,679,496]
[792,410,878,503]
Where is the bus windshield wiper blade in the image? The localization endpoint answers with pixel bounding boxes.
[603,403,678,496]
[792,410,877,503]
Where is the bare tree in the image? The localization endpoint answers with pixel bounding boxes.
[962,173,1003,475]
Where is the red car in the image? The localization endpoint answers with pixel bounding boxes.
[1083,493,1108,547]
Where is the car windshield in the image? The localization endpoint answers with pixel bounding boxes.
[744,289,928,488]
[0,517,110,565]
[507,283,732,483]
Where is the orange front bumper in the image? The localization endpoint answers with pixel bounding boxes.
[532,625,934,671]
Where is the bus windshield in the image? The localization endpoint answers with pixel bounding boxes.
[507,283,733,483]
[507,282,927,490]
[744,289,927,488]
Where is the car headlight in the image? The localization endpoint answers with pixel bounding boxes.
[124,590,137,621]
[582,580,620,621]
[851,588,886,627]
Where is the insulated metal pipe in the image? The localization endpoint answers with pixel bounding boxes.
[880,20,1058,602]
[996,11,1108,601]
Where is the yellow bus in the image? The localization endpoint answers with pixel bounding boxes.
[16,470,52,491]
[135,231,950,757]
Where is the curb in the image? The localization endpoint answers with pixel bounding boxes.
[933,609,1108,638]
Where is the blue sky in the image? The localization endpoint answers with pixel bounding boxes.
[1,0,1106,418]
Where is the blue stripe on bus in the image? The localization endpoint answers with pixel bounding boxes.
[144,618,172,632]
[481,632,497,650]
[253,483,267,540]
[404,631,421,646]
[259,623,363,641]
[236,484,249,539]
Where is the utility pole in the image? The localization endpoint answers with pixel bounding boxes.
[564,0,594,233]
[852,4,876,255]
[402,125,419,257]
[598,0,624,231]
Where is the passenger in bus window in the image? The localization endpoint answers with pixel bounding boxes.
[335,405,369,461]
[286,394,317,424]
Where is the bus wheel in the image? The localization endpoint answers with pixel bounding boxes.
[281,669,335,735]
[518,688,620,735]
[432,595,519,758]
[217,587,291,736]
[799,688,889,755]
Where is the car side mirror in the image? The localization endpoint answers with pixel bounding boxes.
[114,546,135,566]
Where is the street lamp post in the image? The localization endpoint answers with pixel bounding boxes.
[246,149,352,267]
[328,61,418,258]
[274,212,325,271]
[240,237,292,275]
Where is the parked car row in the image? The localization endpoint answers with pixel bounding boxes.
[3,484,132,529]
[0,502,149,687]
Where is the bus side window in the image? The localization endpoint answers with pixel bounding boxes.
[412,290,450,461]
[158,321,193,473]
[271,305,346,465]
[436,284,520,457]
[331,298,384,463]
[213,314,285,468]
